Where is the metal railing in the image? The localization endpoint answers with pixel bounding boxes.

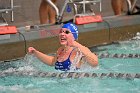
[126,0,138,14]
[46,0,102,24]
[0,0,14,25]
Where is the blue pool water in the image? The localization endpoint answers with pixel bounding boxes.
[0,35,140,93]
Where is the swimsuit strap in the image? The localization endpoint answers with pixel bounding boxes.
[68,47,76,59]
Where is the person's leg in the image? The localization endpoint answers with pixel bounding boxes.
[121,0,125,12]
[48,0,57,24]
[39,0,49,24]
[111,0,123,15]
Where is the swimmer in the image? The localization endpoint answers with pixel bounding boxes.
[28,23,98,71]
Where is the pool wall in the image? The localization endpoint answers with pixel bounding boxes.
[0,15,140,61]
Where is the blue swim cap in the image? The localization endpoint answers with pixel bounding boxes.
[62,23,78,40]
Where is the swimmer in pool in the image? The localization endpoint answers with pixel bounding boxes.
[28,23,98,71]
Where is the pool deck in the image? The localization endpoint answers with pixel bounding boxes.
[0,14,140,61]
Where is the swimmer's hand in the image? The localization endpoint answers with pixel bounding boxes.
[28,47,36,54]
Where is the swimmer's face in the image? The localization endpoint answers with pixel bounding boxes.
[59,28,74,45]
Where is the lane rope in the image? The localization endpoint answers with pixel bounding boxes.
[0,71,139,79]
[97,53,140,58]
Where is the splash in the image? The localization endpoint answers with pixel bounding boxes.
[23,53,34,65]
[70,48,94,72]
[70,48,83,71]
[23,53,54,72]
[132,32,140,40]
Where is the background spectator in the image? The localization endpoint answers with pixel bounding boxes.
[111,0,125,15]
[39,0,57,24]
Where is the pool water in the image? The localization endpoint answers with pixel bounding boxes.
[0,36,140,93]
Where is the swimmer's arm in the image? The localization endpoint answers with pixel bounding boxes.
[33,50,56,66]
[28,47,56,66]
[73,42,98,67]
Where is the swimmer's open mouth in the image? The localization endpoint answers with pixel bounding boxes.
[61,38,66,40]
[60,37,67,42]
